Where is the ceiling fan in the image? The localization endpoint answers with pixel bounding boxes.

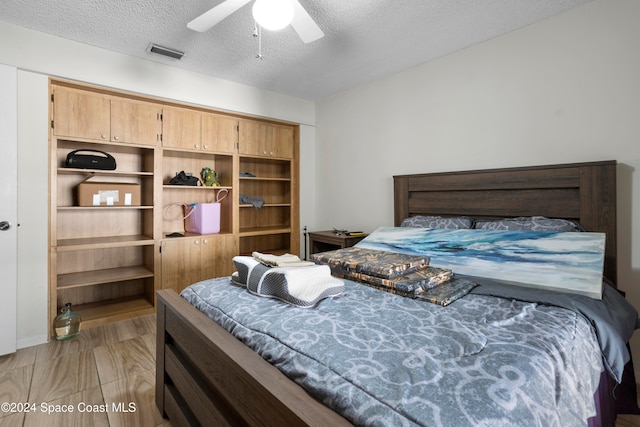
[187,0,324,43]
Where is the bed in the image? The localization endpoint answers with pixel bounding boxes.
[156,160,637,426]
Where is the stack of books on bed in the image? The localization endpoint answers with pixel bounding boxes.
[311,247,476,306]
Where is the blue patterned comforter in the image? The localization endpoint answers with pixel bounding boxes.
[182,277,603,426]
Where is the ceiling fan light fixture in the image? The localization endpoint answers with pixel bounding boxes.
[252,0,294,31]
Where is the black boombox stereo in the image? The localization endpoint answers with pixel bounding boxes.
[65,149,116,170]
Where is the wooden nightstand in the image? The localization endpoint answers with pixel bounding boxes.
[308,230,368,255]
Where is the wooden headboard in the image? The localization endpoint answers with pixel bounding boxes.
[393,161,617,283]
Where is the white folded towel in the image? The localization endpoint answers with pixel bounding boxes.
[252,251,315,267]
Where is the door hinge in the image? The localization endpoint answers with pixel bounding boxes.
[51,120,54,129]
[50,94,54,102]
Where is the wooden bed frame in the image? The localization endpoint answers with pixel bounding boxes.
[156,160,618,426]
[394,160,617,282]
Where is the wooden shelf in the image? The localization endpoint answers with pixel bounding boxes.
[58,167,153,177]
[72,296,155,330]
[57,205,153,210]
[162,231,234,240]
[239,156,292,181]
[56,234,154,251]
[56,136,157,150]
[239,226,291,237]
[240,203,291,208]
[58,266,154,289]
[163,185,232,190]
[240,177,290,182]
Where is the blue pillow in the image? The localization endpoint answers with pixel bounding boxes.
[473,216,583,232]
[400,215,473,229]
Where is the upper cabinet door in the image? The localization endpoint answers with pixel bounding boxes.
[110,98,162,145]
[52,87,162,146]
[237,119,264,157]
[269,125,294,159]
[201,113,238,154]
[162,107,202,150]
[238,120,294,159]
[52,87,111,141]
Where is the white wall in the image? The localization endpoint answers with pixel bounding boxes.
[0,22,315,126]
[0,20,316,347]
[316,0,640,372]
[15,71,49,347]
[298,124,318,259]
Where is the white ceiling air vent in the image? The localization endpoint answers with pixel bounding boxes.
[147,43,185,60]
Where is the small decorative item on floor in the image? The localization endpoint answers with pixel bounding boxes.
[201,167,220,187]
[54,303,81,340]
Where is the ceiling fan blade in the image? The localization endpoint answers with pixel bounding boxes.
[290,0,324,43]
[187,0,252,32]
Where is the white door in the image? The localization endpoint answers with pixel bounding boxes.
[0,64,18,355]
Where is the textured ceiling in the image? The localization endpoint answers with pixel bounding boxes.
[0,0,592,101]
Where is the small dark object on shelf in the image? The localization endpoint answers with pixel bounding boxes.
[65,149,116,170]
[169,171,200,186]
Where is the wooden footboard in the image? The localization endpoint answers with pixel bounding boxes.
[155,289,352,427]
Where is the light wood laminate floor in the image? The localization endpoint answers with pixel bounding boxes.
[2,313,640,426]
[617,409,640,426]
[0,314,170,427]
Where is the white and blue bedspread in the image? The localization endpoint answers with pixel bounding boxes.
[182,277,605,426]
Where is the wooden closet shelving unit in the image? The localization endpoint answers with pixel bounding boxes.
[48,79,300,334]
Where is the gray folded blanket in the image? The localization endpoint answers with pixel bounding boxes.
[240,194,265,208]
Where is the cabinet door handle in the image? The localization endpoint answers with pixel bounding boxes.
[194,144,200,149]
[203,145,209,149]
[113,135,119,141]
[100,133,107,139]
[194,240,200,244]
[203,239,208,244]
